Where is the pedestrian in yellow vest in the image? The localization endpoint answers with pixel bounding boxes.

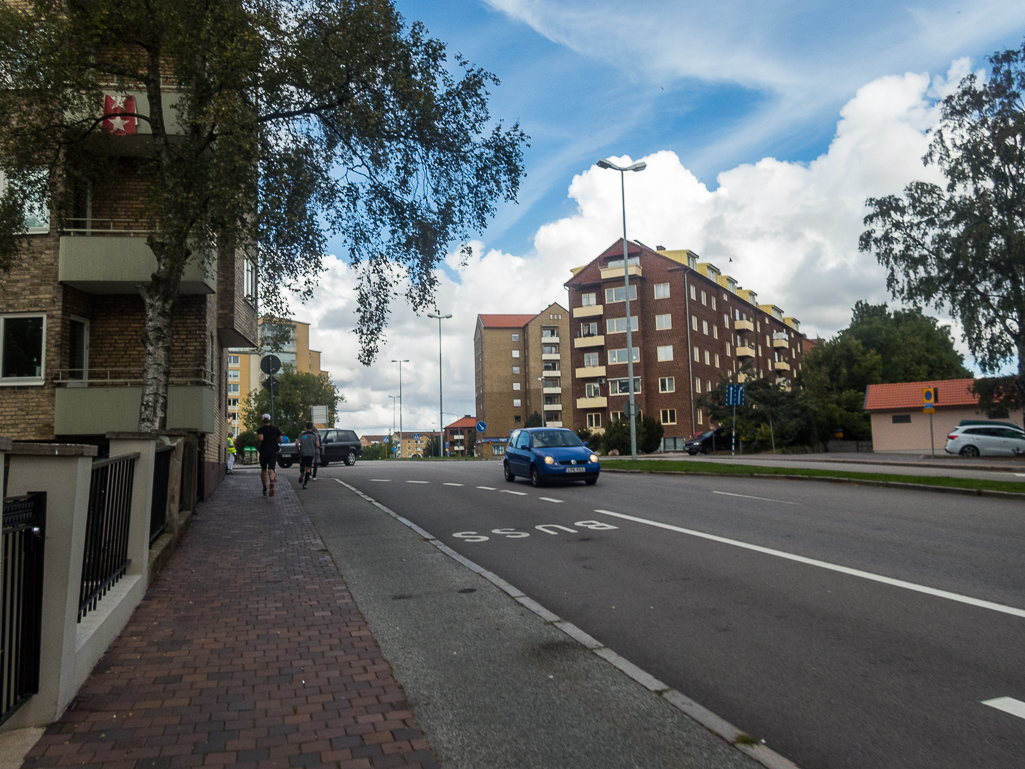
[226,435,236,474]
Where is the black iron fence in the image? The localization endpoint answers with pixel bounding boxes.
[150,446,173,545]
[79,454,137,621]
[1,492,46,726]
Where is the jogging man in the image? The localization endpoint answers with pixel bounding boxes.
[297,422,320,489]
[256,413,283,496]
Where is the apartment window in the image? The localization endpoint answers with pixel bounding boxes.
[581,292,597,306]
[512,366,520,374]
[585,382,601,398]
[726,343,731,356]
[724,313,730,328]
[758,346,762,356]
[244,258,257,307]
[695,378,701,394]
[689,284,696,300]
[661,409,677,425]
[711,296,716,310]
[693,346,699,362]
[581,321,598,336]
[892,414,912,424]
[608,348,640,364]
[715,353,720,367]
[514,415,522,423]
[605,285,638,303]
[513,399,521,407]
[704,350,711,365]
[692,315,698,331]
[757,321,761,332]
[654,282,670,299]
[228,369,240,381]
[657,345,673,361]
[587,413,602,429]
[584,352,600,367]
[659,376,675,393]
[512,349,520,358]
[609,378,640,395]
[0,314,45,383]
[228,383,240,394]
[68,317,89,383]
[697,408,704,425]
[228,398,239,408]
[656,314,672,330]
[609,411,625,422]
[542,327,559,338]
[707,379,712,393]
[494,444,506,454]
[702,320,709,335]
[0,169,50,233]
[228,355,240,367]
[701,290,707,306]
[511,333,520,341]
[512,382,521,390]
[606,316,638,334]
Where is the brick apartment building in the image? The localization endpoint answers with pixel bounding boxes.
[566,240,805,449]
[473,303,572,457]
[443,415,477,457]
[0,89,257,498]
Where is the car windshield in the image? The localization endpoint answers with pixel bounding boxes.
[532,430,584,448]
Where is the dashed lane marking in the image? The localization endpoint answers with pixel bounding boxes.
[501,490,527,496]
[713,490,798,505]
[369,479,391,482]
[443,483,465,486]
[477,486,496,490]
[593,508,1025,619]
[982,697,1025,720]
[539,497,564,503]
[406,480,429,484]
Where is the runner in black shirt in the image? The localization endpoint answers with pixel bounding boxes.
[256,414,284,496]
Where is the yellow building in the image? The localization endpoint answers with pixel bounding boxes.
[227,318,326,434]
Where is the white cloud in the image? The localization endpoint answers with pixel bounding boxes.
[297,62,979,436]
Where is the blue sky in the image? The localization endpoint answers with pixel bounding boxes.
[307,1,1025,434]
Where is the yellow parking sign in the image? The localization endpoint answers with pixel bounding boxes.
[923,387,937,413]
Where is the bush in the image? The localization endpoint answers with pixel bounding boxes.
[576,427,602,454]
[602,418,630,455]
[235,430,258,453]
[637,415,664,454]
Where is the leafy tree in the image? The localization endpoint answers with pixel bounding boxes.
[425,434,441,458]
[860,42,1025,425]
[240,369,341,439]
[361,442,389,461]
[0,0,526,431]
[700,375,815,451]
[465,428,476,457]
[601,418,630,455]
[636,414,664,454]
[576,427,602,454]
[525,411,544,428]
[234,430,258,454]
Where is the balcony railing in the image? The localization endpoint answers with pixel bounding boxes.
[61,218,153,236]
[736,346,756,358]
[774,360,791,371]
[572,304,604,319]
[574,334,605,349]
[734,319,754,332]
[53,368,215,387]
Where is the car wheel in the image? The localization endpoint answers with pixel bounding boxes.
[530,465,545,487]
[504,461,515,482]
[585,475,598,485]
[345,449,357,466]
[702,444,712,454]
[959,445,980,458]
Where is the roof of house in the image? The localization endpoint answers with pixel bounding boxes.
[445,416,478,429]
[478,313,537,328]
[863,378,977,411]
[361,434,387,442]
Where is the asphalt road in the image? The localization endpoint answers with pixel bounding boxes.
[307,460,1025,769]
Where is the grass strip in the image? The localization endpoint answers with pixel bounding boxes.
[600,459,1025,494]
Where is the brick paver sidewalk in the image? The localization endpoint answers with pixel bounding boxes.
[22,474,439,769]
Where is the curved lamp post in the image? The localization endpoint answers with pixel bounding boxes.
[391,360,409,457]
[427,312,452,457]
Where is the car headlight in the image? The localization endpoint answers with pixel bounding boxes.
[589,454,598,463]
[544,455,556,465]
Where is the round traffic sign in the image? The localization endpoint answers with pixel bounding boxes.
[476,421,486,432]
[260,355,281,375]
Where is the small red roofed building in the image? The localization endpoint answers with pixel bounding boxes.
[863,378,1023,452]
[444,415,478,457]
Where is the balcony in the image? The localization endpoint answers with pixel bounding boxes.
[774,360,791,371]
[600,264,642,280]
[53,368,216,434]
[736,346,756,358]
[576,396,608,409]
[543,402,563,411]
[542,368,562,377]
[59,233,216,294]
[734,319,754,332]
[575,365,606,378]
[541,353,562,361]
[573,304,604,319]
[542,386,561,395]
[773,337,789,348]
[546,421,564,428]
[541,335,560,344]
[574,335,605,349]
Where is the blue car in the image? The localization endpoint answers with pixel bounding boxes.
[503,427,600,487]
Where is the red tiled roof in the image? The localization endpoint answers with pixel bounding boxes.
[445,416,478,429]
[478,313,536,328]
[863,378,977,411]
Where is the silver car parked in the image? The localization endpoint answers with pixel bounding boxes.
[944,425,1025,457]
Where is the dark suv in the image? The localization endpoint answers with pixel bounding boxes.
[279,428,361,467]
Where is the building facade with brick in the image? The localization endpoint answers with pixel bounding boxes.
[443,415,477,457]
[473,303,572,457]
[0,91,258,499]
[565,240,805,449]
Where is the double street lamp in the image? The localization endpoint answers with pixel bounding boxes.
[596,157,646,460]
[388,394,399,458]
[427,312,452,457]
[391,359,409,457]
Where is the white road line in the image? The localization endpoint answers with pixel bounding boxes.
[406,480,429,484]
[477,486,496,491]
[501,490,527,496]
[593,509,1025,619]
[1015,473,1025,478]
[982,697,1025,720]
[369,479,391,482]
[713,490,797,505]
[443,483,465,486]
[539,497,564,503]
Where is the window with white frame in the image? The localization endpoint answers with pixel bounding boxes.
[587,412,602,428]
[512,382,521,390]
[661,409,677,425]
[583,352,600,367]
[726,342,731,356]
[606,316,638,334]
[656,314,672,330]
[581,292,597,306]
[702,320,709,335]
[697,408,704,425]
[228,369,240,381]
[512,349,520,358]
[542,344,559,355]
[713,325,718,340]
[654,282,670,299]
[512,366,520,373]
[692,315,698,331]
[695,378,701,393]
[0,314,46,383]
[690,284,696,300]
[513,399,521,407]
[723,313,729,328]
[715,353,720,367]
[228,398,239,408]
[228,355,240,367]
[604,285,638,303]
[659,376,675,392]
[693,346,699,361]
[581,321,598,336]
[608,348,640,364]
[228,383,240,394]
[511,333,519,341]
[609,410,625,422]
[711,296,716,310]
[585,382,601,398]
[704,350,711,365]
[701,290,707,306]
[707,379,712,393]
[657,345,673,361]
[609,378,640,395]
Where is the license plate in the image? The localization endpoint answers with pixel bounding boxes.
[566,467,585,473]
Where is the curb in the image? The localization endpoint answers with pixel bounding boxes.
[333,478,802,769]
[601,468,1025,500]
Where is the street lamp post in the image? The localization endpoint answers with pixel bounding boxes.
[388,394,399,458]
[392,359,409,457]
[597,157,646,460]
[537,376,546,427]
[427,312,452,457]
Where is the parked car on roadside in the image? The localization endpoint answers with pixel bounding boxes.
[685,427,726,455]
[278,428,362,467]
[503,427,600,486]
[944,425,1025,457]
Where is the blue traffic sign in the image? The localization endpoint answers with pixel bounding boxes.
[476,421,486,432]
[414,433,421,440]
[726,384,745,406]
